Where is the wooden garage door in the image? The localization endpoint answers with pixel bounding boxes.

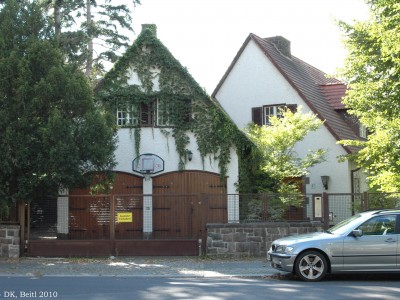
[69,172,143,240]
[152,171,227,239]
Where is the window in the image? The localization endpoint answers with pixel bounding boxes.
[252,104,297,125]
[140,102,153,126]
[263,105,285,125]
[116,98,191,127]
[341,112,368,139]
[357,215,396,236]
[359,123,367,139]
[117,104,139,126]
[156,99,171,126]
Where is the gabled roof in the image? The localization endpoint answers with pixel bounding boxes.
[212,33,360,154]
[96,24,208,99]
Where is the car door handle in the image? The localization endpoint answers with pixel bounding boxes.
[385,238,396,243]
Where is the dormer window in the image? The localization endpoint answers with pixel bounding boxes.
[359,123,367,139]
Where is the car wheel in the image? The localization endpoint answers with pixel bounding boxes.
[294,250,328,282]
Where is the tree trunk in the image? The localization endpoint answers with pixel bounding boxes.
[54,0,63,41]
[85,0,93,78]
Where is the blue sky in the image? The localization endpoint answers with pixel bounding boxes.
[126,0,369,93]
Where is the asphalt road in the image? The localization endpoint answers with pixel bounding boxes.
[1,275,400,300]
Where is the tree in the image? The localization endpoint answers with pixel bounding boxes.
[41,0,141,80]
[244,107,326,219]
[0,0,117,215]
[245,107,326,191]
[338,0,400,192]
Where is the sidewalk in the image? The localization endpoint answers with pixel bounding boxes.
[0,257,281,278]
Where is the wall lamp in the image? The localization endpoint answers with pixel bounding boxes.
[321,176,329,190]
[186,150,193,162]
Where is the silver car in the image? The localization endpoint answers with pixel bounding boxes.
[267,209,399,281]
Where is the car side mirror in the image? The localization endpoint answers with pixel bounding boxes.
[352,229,363,237]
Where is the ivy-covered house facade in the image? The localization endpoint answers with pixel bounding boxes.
[94,24,240,224]
[27,25,244,257]
[99,24,239,186]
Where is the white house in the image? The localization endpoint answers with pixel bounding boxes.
[54,25,241,250]
[97,24,240,219]
[212,34,368,198]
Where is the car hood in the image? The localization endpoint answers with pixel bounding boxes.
[273,231,336,246]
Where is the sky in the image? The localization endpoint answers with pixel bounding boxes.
[126,0,370,93]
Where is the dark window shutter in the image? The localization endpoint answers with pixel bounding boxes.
[286,104,298,113]
[252,107,262,125]
[140,102,153,126]
[184,100,192,124]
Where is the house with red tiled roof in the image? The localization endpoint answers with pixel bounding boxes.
[212,34,368,198]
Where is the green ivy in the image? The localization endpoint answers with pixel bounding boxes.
[95,26,249,178]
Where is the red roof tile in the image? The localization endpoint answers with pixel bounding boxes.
[320,84,347,110]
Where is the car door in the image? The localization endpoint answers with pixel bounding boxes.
[342,215,398,271]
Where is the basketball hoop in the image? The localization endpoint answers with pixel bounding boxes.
[144,171,151,181]
[132,153,165,180]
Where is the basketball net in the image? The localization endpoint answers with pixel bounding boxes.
[144,172,151,181]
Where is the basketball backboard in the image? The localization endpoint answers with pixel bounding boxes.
[132,153,164,175]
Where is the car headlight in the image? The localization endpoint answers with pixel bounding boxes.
[275,245,294,254]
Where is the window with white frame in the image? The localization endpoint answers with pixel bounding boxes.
[117,98,191,127]
[359,123,367,139]
[263,105,285,125]
[156,98,171,126]
[252,104,296,126]
[117,104,139,126]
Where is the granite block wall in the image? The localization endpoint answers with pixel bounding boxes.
[207,222,323,258]
[0,225,20,258]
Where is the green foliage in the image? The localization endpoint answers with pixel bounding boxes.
[338,0,400,192]
[0,0,117,214]
[245,106,326,188]
[40,0,141,79]
[96,27,245,177]
[235,145,278,194]
[242,107,325,220]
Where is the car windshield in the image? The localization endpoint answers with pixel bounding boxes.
[327,213,365,235]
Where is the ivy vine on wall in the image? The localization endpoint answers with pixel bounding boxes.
[95,25,249,178]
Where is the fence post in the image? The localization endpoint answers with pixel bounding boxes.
[262,194,268,222]
[110,195,116,256]
[322,192,329,230]
[362,192,369,211]
[200,193,208,256]
[18,201,26,257]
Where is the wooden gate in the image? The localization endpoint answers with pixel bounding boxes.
[152,171,227,253]
[26,171,228,257]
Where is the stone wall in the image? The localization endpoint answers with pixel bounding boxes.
[0,225,20,258]
[206,222,323,258]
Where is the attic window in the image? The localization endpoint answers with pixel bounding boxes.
[116,102,153,127]
[157,98,171,126]
[117,104,139,126]
[116,99,192,127]
[252,104,297,125]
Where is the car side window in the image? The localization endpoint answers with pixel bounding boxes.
[357,215,397,236]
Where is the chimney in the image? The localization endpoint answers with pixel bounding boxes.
[141,24,157,36]
[265,36,291,58]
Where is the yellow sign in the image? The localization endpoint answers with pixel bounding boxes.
[117,212,132,223]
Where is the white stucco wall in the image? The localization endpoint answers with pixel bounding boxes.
[114,65,240,224]
[215,39,354,195]
[114,128,239,195]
